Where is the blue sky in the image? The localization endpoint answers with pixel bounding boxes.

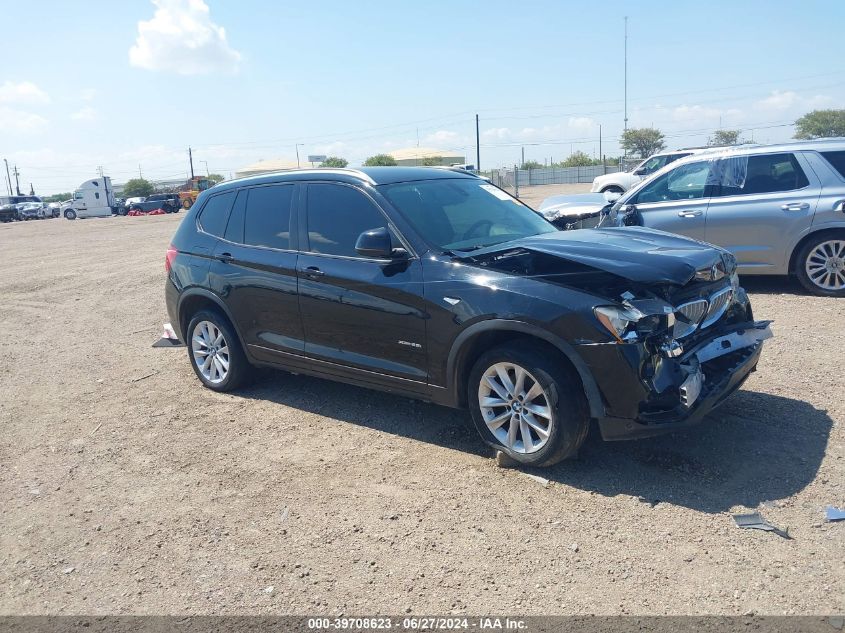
[2,0,844,194]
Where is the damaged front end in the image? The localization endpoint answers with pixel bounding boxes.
[460,231,772,441]
[577,271,772,440]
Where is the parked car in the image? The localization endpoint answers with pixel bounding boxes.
[591,148,713,194]
[15,201,50,220]
[128,199,177,214]
[141,193,181,213]
[164,167,770,467]
[0,195,43,221]
[47,202,62,218]
[601,139,845,297]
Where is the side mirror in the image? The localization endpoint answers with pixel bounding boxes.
[355,226,407,259]
[603,190,622,203]
[633,168,646,176]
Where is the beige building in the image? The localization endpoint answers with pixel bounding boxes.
[234,159,304,179]
[387,147,466,166]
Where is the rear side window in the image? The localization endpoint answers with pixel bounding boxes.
[197,191,235,237]
[821,151,845,179]
[711,153,809,196]
[306,184,387,257]
[243,184,294,250]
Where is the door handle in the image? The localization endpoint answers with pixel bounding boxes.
[300,266,325,278]
[677,210,703,218]
[217,252,234,263]
[781,202,810,211]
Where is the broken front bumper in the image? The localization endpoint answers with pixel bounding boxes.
[588,320,772,441]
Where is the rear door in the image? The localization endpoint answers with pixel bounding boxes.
[208,183,305,357]
[704,152,819,272]
[627,159,715,240]
[296,182,428,383]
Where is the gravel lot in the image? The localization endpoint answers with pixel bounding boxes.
[0,209,842,616]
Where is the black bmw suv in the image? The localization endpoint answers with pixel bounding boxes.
[165,167,771,467]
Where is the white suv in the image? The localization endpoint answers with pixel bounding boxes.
[592,148,713,194]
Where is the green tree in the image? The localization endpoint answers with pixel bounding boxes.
[363,154,398,166]
[559,151,595,167]
[421,156,444,166]
[123,178,154,198]
[794,109,845,139]
[207,173,225,183]
[520,160,544,170]
[320,157,348,168]
[43,192,72,203]
[708,129,741,146]
[620,127,666,158]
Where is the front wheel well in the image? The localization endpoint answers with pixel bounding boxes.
[454,330,585,409]
[788,228,845,273]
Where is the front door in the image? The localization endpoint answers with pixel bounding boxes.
[704,152,819,272]
[627,159,715,241]
[297,182,428,383]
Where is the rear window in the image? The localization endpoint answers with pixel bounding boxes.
[197,191,235,237]
[821,151,845,179]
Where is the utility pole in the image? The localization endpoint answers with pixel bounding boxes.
[624,16,629,133]
[3,159,11,195]
[139,165,143,179]
[200,160,209,176]
[13,165,21,195]
[475,114,480,171]
[295,144,304,168]
[521,146,525,167]
[599,124,603,172]
[188,147,195,179]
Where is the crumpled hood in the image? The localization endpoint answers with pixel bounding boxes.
[467,227,731,285]
[538,193,608,220]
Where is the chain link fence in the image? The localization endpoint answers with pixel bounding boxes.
[487,164,623,190]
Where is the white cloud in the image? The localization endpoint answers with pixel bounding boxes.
[567,116,596,131]
[129,0,242,75]
[0,107,48,133]
[755,90,832,114]
[0,81,50,105]
[422,129,460,145]
[80,88,97,102]
[71,106,97,121]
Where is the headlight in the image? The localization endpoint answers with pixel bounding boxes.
[594,305,644,342]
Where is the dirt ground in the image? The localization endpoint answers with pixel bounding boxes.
[0,209,842,616]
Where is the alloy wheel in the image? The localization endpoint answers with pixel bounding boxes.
[477,362,552,454]
[191,320,230,385]
[805,239,845,291]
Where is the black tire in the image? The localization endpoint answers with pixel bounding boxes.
[117,207,128,216]
[64,209,77,220]
[186,309,254,392]
[468,342,589,467]
[795,231,845,297]
[182,198,192,210]
[600,185,624,194]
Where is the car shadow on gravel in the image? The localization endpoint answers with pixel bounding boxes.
[740,275,806,295]
[540,389,833,514]
[239,371,487,457]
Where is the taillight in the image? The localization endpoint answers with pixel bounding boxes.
[165,245,178,273]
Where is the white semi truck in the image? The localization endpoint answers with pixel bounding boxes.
[62,177,117,220]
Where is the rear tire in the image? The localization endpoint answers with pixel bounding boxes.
[468,342,589,467]
[186,309,254,392]
[795,231,845,297]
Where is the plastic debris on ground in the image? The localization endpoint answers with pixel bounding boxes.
[826,506,845,522]
[732,512,791,539]
[152,322,185,348]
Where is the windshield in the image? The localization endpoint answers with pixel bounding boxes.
[380,178,556,251]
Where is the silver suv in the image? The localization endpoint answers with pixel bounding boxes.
[608,139,845,296]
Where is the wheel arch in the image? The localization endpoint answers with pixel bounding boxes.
[177,288,248,353]
[445,320,605,419]
[788,225,845,273]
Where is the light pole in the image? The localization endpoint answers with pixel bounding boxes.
[295,144,305,168]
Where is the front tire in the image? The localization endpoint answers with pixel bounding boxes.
[64,209,77,220]
[468,342,589,467]
[186,309,253,391]
[796,232,845,297]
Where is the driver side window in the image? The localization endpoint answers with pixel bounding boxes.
[634,160,712,204]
